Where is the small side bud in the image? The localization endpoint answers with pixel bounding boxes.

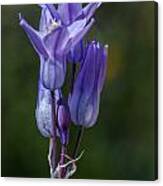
[57,101,71,145]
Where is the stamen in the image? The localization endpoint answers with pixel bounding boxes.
[47,20,60,34]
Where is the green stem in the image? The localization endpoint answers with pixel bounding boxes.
[73,126,85,158]
[59,144,67,178]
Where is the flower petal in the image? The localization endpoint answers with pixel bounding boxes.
[44,18,94,60]
[43,27,63,59]
[56,18,87,57]
[67,18,95,50]
[76,3,101,22]
[39,5,54,32]
[67,41,84,63]
[79,43,97,98]
[67,18,87,38]
[19,14,49,58]
[97,44,108,93]
[58,3,82,25]
[77,89,100,127]
[40,4,60,21]
[42,57,67,90]
[53,19,86,59]
[56,18,94,57]
[68,43,96,124]
[46,4,61,20]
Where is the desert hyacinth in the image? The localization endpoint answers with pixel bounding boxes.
[19,3,108,178]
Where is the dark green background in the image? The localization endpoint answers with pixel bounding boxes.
[1,2,157,180]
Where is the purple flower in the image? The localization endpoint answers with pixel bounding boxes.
[19,4,95,90]
[68,41,108,127]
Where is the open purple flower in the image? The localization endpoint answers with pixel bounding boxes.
[68,41,108,127]
[19,4,95,90]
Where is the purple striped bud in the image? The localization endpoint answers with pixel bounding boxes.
[68,41,108,127]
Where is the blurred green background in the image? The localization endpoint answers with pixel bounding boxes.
[1,2,157,180]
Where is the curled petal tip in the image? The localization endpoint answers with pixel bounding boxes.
[18,12,22,20]
[38,4,45,8]
[96,41,100,48]
[91,17,95,24]
[104,45,109,55]
[18,13,24,25]
[97,2,102,8]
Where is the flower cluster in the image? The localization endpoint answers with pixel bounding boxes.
[19,3,108,178]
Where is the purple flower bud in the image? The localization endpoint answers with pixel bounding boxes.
[68,41,108,127]
[57,101,71,145]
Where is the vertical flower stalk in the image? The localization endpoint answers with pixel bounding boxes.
[19,3,108,178]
